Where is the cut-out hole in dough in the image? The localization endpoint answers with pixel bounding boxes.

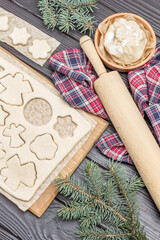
[3,123,26,148]
[53,115,77,138]
[0,105,9,126]
[0,143,6,160]
[23,98,52,126]
[1,154,37,191]
[0,73,33,106]
[30,133,57,160]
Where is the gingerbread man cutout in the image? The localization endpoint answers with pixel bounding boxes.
[3,124,26,148]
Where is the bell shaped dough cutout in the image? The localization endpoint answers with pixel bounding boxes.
[0,105,9,126]
[9,27,31,45]
[0,143,5,160]
[3,124,26,148]
[28,39,51,59]
[30,133,57,160]
[1,155,36,191]
[53,115,77,138]
[0,73,33,106]
[0,16,9,31]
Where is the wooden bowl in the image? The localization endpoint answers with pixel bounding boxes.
[94,13,156,72]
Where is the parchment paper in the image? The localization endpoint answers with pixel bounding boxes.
[0,8,60,66]
[0,48,97,211]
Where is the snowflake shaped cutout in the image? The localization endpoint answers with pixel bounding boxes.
[1,154,36,191]
[0,16,9,31]
[9,27,31,45]
[53,115,77,138]
[28,39,51,59]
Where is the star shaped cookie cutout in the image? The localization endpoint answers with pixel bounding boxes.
[0,105,9,126]
[9,27,31,45]
[28,39,51,59]
[0,16,9,31]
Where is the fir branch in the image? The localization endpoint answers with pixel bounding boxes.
[38,0,98,35]
[55,161,147,240]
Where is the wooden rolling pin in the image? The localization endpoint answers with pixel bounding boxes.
[80,35,160,210]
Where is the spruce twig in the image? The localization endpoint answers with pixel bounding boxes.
[38,0,98,35]
[55,160,147,240]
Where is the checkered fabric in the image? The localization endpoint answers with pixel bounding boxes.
[49,44,160,165]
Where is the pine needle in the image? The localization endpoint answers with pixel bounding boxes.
[55,160,147,240]
[38,0,98,35]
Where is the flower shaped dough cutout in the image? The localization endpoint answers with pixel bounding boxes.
[53,115,77,138]
[1,154,36,191]
[0,16,9,31]
[30,133,57,160]
[9,27,31,45]
[28,39,51,59]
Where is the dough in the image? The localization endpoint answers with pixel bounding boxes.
[28,39,51,59]
[9,27,31,45]
[0,16,9,31]
[104,18,147,65]
[0,56,92,201]
[0,8,60,66]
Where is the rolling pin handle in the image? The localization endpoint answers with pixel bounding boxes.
[80,35,107,77]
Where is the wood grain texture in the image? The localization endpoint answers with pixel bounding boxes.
[29,114,108,217]
[0,0,160,239]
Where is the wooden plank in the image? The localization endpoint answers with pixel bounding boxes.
[99,0,160,38]
[0,46,108,217]
[0,0,159,239]
[29,114,108,217]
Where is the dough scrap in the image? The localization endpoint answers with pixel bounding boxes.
[1,155,36,191]
[30,134,57,160]
[3,124,26,148]
[9,27,31,45]
[28,39,51,59]
[0,16,9,31]
[0,73,33,106]
[0,105,9,126]
[53,115,77,138]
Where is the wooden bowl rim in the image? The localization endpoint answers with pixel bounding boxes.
[94,13,156,72]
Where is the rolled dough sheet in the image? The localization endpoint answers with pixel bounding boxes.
[0,48,97,211]
[0,50,92,203]
[0,7,60,66]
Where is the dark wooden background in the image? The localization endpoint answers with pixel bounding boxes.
[0,0,160,239]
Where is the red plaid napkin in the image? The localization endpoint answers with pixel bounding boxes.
[49,44,160,164]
